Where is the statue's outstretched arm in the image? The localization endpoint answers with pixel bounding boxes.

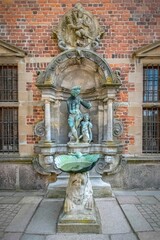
[80,98,92,109]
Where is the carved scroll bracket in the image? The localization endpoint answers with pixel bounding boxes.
[95,155,127,175]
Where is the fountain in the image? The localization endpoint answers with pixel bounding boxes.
[33,3,124,234]
[55,152,101,233]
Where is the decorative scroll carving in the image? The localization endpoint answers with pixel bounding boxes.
[53,3,104,51]
[33,155,62,175]
[34,120,45,137]
[95,155,127,175]
[113,119,123,137]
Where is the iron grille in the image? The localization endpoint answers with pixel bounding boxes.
[143,108,160,153]
[143,65,160,153]
[0,65,18,102]
[0,107,19,153]
[0,65,19,153]
[143,65,160,102]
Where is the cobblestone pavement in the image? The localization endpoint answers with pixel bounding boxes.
[0,204,22,232]
[0,190,160,240]
[136,204,160,231]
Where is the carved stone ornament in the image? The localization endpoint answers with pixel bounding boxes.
[34,120,45,137]
[95,155,127,175]
[113,119,123,137]
[53,3,104,51]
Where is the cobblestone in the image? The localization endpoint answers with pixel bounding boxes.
[135,204,160,231]
[0,204,22,231]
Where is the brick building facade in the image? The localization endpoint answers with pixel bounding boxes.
[0,0,160,190]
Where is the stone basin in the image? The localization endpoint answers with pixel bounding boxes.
[55,152,100,173]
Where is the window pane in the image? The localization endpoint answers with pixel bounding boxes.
[0,107,19,153]
[143,66,160,102]
[143,108,160,153]
[0,65,18,102]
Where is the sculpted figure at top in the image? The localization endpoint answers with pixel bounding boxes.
[53,3,104,50]
[67,86,92,143]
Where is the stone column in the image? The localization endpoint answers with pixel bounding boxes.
[44,99,51,142]
[107,98,114,141]
[103,102,108,141]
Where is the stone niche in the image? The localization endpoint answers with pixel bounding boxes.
[33,4,123,196]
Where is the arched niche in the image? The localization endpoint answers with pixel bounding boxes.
[36,49,121,144]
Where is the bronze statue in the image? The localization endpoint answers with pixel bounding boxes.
[67,86,92,143]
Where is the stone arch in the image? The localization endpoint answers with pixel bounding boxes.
[36,49,115,93]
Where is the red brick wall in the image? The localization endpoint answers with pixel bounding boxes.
[1,0,160,152]
[1,0,160,57]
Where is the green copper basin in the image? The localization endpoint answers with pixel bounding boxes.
[55,152,100,173]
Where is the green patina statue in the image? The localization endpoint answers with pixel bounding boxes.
[67,86,92,143]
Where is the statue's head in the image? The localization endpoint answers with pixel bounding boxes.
[83,113,89,121]
[71,86,81,97]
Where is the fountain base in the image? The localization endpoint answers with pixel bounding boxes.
[57,202,101,233]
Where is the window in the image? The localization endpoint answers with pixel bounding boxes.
[0,65,19,153]
[142,65,160,153]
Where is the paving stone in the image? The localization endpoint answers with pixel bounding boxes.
[121,204,152,232]
[2,232,22,240]
[13,191,45,197]
[136,191,160,196]
[110,233,138,240]
[0,192,15,197]
[0,232,4,238]
[21,234,46,240]
[116,196,140,205]
[46,234,110,240]
[137,196,159,205]
[113,191,136,196]
[0,204,22,231]
[154,195,160,202]
[26,199,63,235]
[0,197,22,204]
[138,231,160,240]
[96,199,131,234]
[19,196,42,204]
[5,203,39,233]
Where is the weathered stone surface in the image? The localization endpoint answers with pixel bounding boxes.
[19,165,46,190]
[0,164,16,189]
[96,199,131,234]
[19,196,42,204]
[46,234,110,240]
[26,200,63,234]
[137,196,159,205]
[116,196,140,205]
[0,196,22,204]
[5,203,39,233]
[121,204,152,232]
[138,232,160,240]
[113,190,137,196]
[21,234,46,240]
[104,164,160,189]
[2,232,22,240]
[57,205,101,233]
[111,233,138,240]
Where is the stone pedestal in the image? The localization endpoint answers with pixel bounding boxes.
[57,202,101,233]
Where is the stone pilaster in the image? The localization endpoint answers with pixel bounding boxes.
[44,99,52,142]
